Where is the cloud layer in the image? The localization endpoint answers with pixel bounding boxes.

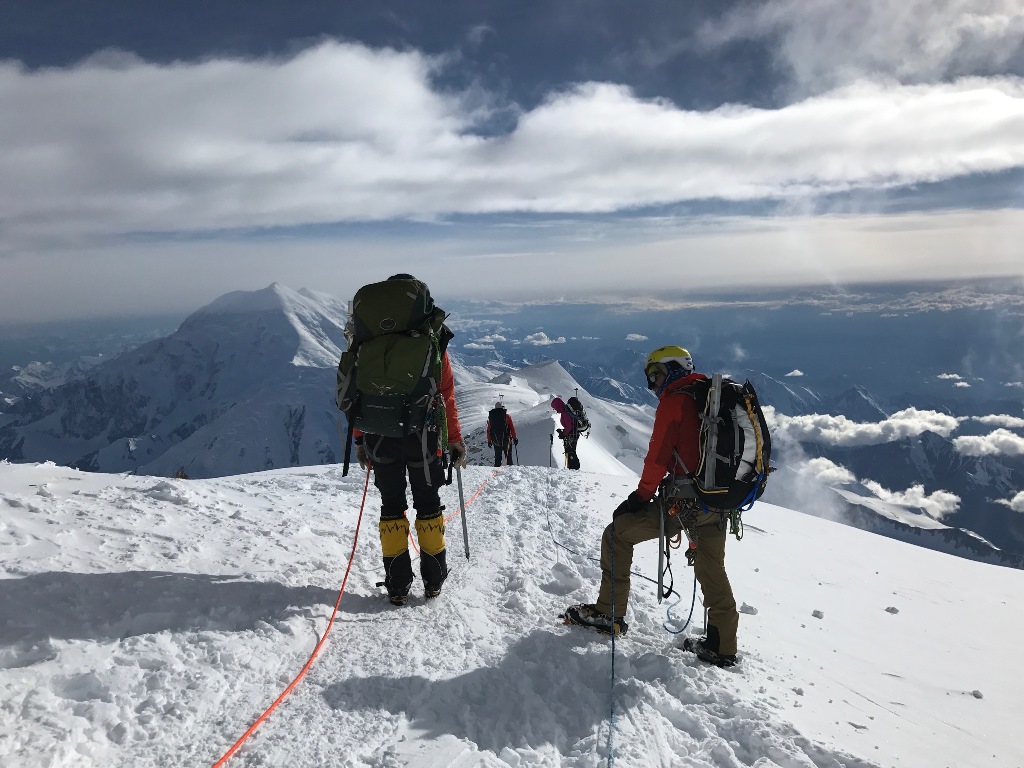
[996,491,1024,513]
[769,405,1024,457]
[3,41,1024,250]
[764,406,963,447]
[954,428,1024,456]
[861,480,961,519]
[704,0,1024,93]
[786,455,961,520]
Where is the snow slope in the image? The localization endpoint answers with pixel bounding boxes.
[456,359,653,477]
[2,458,1021,768]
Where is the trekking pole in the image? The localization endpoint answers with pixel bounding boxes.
[549,433,553,468]
[455,464,470,559]
[514,440,519,465]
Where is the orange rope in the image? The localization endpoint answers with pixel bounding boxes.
[211,468,371,767]
[214,467,498,766]
[444,469,499,523]
[405,469,498,548]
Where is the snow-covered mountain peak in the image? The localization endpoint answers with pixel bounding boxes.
[491,358,585,399]
[0,285,355,477]
[188,282,299,316]
[180,283,347,368]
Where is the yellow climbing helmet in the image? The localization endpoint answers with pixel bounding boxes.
[644,345,694,389]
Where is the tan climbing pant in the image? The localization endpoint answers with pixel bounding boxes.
[595,501,739,655]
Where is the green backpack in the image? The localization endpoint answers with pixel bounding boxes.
[336,278,453,447]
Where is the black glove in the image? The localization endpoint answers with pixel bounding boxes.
[487,441,492,448]
[557,429,564,438]
[513,438,519,445]
[612,491,646,519]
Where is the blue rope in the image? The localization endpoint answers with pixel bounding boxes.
[542,508,669,593]
[662,575,698,634]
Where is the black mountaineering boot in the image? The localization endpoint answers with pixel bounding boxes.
[424,572,447,599]
[682,636,738,667]
[383,551,414,606]
[562,604,628,636]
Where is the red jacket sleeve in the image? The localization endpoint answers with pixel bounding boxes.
[506,414,517,440]
[441,352,462,444]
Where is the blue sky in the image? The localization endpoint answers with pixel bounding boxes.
[1,1,1023,322]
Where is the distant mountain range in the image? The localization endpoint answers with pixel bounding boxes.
[1,283,1022,568]
[0,285,348,478]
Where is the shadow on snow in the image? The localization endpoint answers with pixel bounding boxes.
[0,570,337,647]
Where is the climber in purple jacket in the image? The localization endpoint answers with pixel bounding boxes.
[551,396,581,469]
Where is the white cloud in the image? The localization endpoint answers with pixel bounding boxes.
[625,333,648,342]
[937,373,964,380]
[954,381,972,388]
[2,41,1024,253]
[703,0,1024,94]
[798,457,857,485]
[954,428,1024,456]
[731,343,747,362]
[995,491,1024,513]
[522,332,566,346]
[764,406,963,447]
[862,480,961,520]
[973,414,1024,429]
[785,369,805,377]
[1005,381,1024,389]
[462,342,495,350]
[475,334,508,343]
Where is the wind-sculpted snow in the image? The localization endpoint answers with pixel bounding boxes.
[2,460,1022,768]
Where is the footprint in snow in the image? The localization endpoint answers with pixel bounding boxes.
[539,562,583,596]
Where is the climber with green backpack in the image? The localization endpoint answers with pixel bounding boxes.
[336,274,467,606]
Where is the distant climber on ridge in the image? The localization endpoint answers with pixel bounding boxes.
[486,401,518,466]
